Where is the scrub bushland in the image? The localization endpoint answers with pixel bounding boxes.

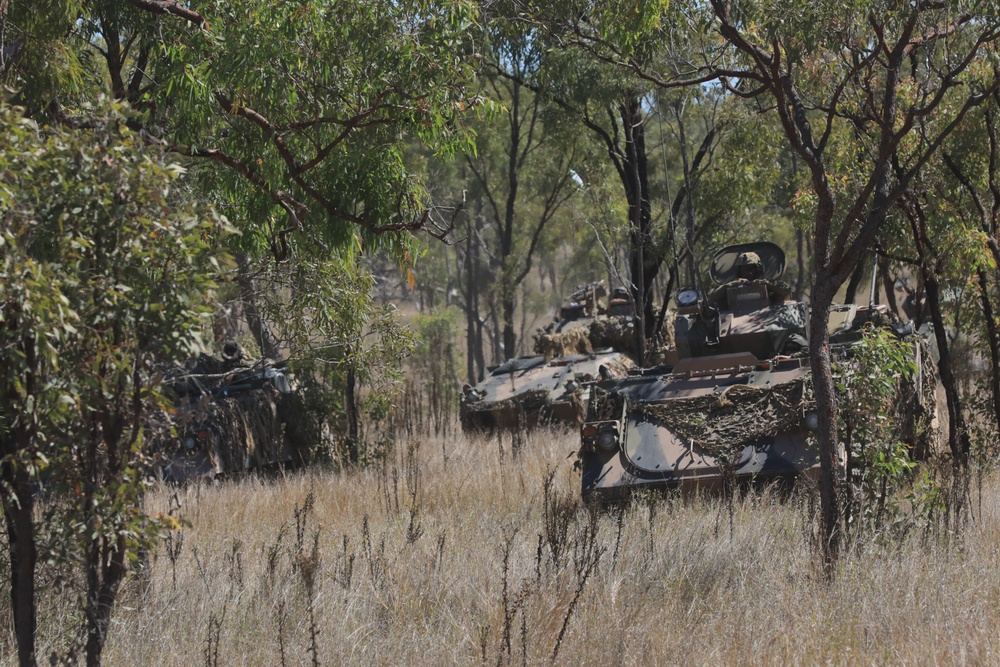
[4,428,1000,666]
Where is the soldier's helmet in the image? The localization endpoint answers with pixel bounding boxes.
[736,251,764,280]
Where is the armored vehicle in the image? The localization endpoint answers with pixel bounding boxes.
[579,242,932,500]
[460,282,636,432]
[155,346,296,482]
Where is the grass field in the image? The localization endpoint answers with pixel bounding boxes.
[7,428,1000,666]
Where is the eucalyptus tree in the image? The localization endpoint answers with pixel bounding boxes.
[505,2,785,357]
[1,2,484,663]
[532,0,1000,566]
[0,102,227,667]
[2,0,483,348]
[700,2,1000,564]
[938,96,1000,438]
[467,18,590,361]
[887,93,1000,462]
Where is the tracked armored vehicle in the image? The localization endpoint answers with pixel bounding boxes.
[579,242,933,500]
[155,346,296,482]
[460,282,636,433]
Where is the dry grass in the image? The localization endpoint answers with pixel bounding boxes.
[7,428,1000,666]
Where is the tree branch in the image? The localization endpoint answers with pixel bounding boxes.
[126,0,207,29]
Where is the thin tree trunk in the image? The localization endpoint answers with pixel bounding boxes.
[502,296,517,361]
[464,221,479,385]
[2,334,40,667]
[905,199,972,467]
[346,353,359,464]
[924,268,972,466]
[3,471,37,667]
[84,537,127,667]
[808,280,842,572]
[977,269,1000,430]
[879,256,898,314]
[794,228,806,299]
[843,258,867,305]
[235,253,280,359]
[621,98,650,359]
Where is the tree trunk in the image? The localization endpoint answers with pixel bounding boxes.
[464,247,481,384]
[346,354,360,464]
[924,268,971,466]
[235,253,281,359]
[620,98,652,357]
[879,256,898,315]
[843,258,867,305]
[977,269,1000,430]
[794,228,807,299]
[807,279,842,572]
[84,537,127,667]
[501,295,517,362]
[487,302,503,366]
[1,334,40,667]
[3,469,37,667]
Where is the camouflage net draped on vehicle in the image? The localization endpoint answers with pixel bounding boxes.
[534,328,593,358]
[534,316,637,359]
[463,388,553,418]
[197,385,287,470]
[635,377,815,461]
[588,316,636,353]
[601,355,636,379]
[461,386,588,430]
[158,357,292,475]
[626,338,939,463]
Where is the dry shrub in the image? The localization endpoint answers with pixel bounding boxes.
[10,428,1000,666]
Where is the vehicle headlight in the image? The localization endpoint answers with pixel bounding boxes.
[597,430,619,451]
[804,411,820,432]
[676,288,700,308]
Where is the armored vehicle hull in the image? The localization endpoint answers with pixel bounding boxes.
[579,242,935,500]
[460,281,638,433]
[461,350,632,432]
[580,353,818,500]
[155,355,295,482]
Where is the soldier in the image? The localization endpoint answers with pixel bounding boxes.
[708,251,791,309]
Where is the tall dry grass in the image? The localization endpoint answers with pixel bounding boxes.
[5,427,1000,666]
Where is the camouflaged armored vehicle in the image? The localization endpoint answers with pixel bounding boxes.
[460,282,636,432]
[156,345,296,481]
[579,242,934,500]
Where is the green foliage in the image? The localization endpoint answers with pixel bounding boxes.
[145,0,481,255]
[259,255,416,462]
[4,0,484,263]
[836,327,939,536]
[0,99,228,658]
[412,306,462,409]
[1,0,89,109]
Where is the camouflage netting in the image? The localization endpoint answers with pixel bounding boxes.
[533,316,638,359]
[158,357,291,473]
[620,337,939,463]
[194,385,287,470]
[462,387,583,430]
[465,388,552,416]
[589,316,637,354]
[601,354,636,378]
[636,378,814,461]
[534,328,593,359]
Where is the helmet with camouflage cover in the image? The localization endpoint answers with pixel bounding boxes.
[736,251,764,280]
